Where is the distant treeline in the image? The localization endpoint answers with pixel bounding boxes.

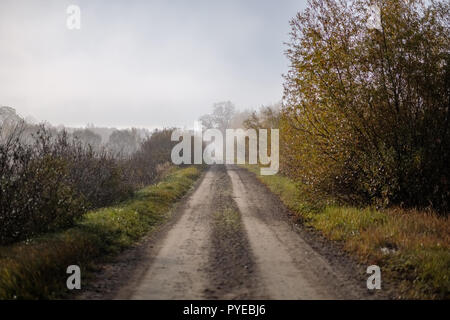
[0,116,176,245]
[0,106,151,156]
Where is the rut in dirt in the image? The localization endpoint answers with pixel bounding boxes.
[203,166,259,299]
[115,165,374,300]
[120,165,260,299]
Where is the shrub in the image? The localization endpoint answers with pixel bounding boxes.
[0,127,86,244]
[129,128,177,186]
[0,123,180,245]
[282,0,450,212]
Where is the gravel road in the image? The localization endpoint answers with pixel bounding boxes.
[81,165,378,300]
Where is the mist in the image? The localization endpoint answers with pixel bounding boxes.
[0,0,306,129]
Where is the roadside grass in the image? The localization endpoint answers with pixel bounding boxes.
[243,165,450,299]
[214,208,241,233]
[0,166,201,299]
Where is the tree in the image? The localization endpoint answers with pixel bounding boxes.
[199,101,236,132]
[282,0,449,211]
[244,103,281,130]
[108,129,140,155]
[130,128,176,185]
[73,129,102,149]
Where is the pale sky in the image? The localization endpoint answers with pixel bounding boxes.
[0,0,306,128]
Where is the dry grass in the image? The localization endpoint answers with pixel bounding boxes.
[244,165,450,299]
[0,166,201,299]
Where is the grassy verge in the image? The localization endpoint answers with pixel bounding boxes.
[0,166,202,299]
[243,165,449,299]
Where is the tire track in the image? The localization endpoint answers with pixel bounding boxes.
[227,165,369,299]
[111,165,372,299]
[203,166,260,299]
[122,166,260,299]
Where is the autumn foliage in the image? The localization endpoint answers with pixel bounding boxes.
[281,0,449,212]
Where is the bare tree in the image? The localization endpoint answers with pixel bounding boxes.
[73,128,102,150]
[199,101,236,132]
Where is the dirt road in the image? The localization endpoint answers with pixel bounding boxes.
[103,165,374,300]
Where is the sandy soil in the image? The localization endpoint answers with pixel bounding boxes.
[227,166,371,299]
[79,165,384,300]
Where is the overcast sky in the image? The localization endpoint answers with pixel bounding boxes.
[0,0,306,128]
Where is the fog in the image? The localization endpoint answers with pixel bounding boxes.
[0,0,306,129]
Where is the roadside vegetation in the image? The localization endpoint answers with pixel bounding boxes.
[0,166,201,299]
[0,121,176,245]
[244,165,449,299]
[0,114,202,299]
[238,0,449,299]
[281,0,449,213]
